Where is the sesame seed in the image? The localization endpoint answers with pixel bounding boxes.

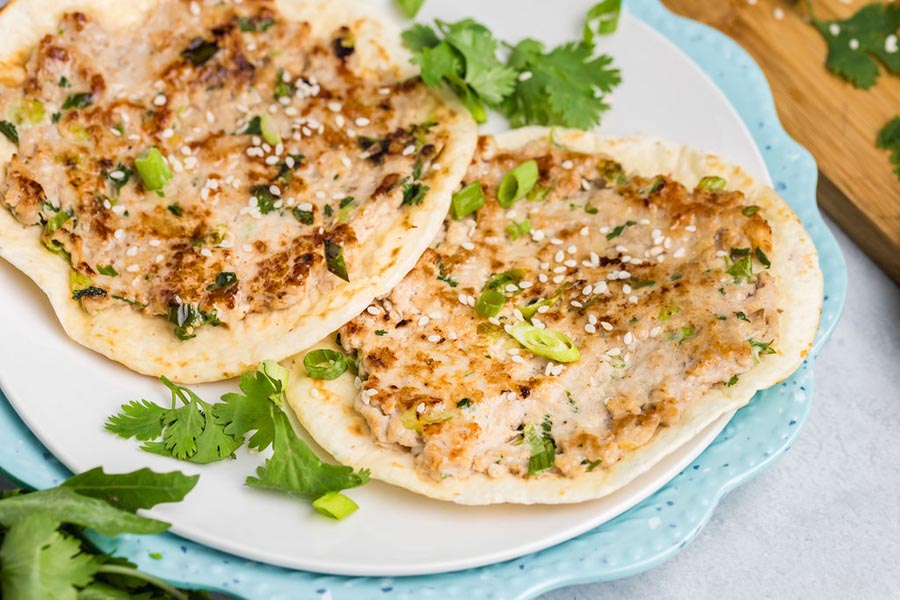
[458,294,468,305]
[585,324,597,334]
[629,295,638,303]
[624,332,634,344]
[518,71,533,81]
[335,115,345,128]
[402,144,416,156]
[622,284,632,294]
[849,38,859,50]
[538,273,549,283]
[595,281,608,293]
[311,388,322,399]
[571,300,584,308]
[489,317,501,326]
[418,316,430,326]
[189,1,200,15]
[126,264,139,273]
[102,199,112,210]
[716,250,727,257]
[513,309,525,321]
[355,117,370,127]
[155,254,163,263]
[379,87,391,95]
[161,128,174,139]
[887,35,898,54]
[600,321,613,331]
[553,266,567,274]
[674,247,686,258]
[462,242,475,251]
[332,191,346,200]
[315,191,326,199]
[510,355,525,364]
[366,306,379,315]
[564,259,577,268]
[126,246,138,256]
[552,275,565,284]
[519,281,533,289]
[545,362,555,376]
[505,284,519,293]
[341,156,352,168]
[582,285,593,295]
[427,334,441,343]
[567,245,577,254]
[650,326,662,337]
[149,239,161,247]
[550,238,563,245]
[685,225,697,232]
[242,244,253,252]
[200,248,213,257]
[554,250,565,263]
[328,101,342,112]
[773,7,784,20]
[581,179,591,191]
[588,314,598,325]
[153,94,167,106]
[608,347,622,356]
[561,160,574,170]
[580,227,589,236]
[265,156,279,165]
[531,317,546,329]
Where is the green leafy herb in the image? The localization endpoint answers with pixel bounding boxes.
[180,38,219,66]
[486,268,526,292]
[250,184,279,214]
[725,374,739,387]
[749,338,776,363]
[812,5,900,90]
[436,258,458,287]
[396,0,425,18]
[755,247,771,268]
[324,239,350,281]
[166,301,220,340]
[0,120,19,145]
[667,325,696,345]
[726,255,754,283]
[375,330,387,336]
[697,176,727,191]
[877,116,900,181]
[237,15,276,32]
[207,271,237,291]
[167,203,182,217]
[59,467,198,512]
[246,406,370,500]
[735,311,750,322]
[505,219,532,241]
[61,92,93,110]
[303,348,349,380]
[104,163,133,197]
[96,265,117,277]
[401,181,429,206]
[502,38,620,129]
[274,70,293,99]
[293,207,314,225]
[450,180,485,219]
[606,219,636,240]
[241,115,263,136]
[456,398,472,408]
[213,362,288,451]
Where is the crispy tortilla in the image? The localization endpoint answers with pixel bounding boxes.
[285,128,823,504]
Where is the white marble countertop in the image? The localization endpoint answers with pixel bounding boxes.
[542,216,900,600]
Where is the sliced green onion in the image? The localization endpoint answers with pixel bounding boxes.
[498,160,539,208]
[755,247,771,268]
[726,255,753,283]
[525,420,556,476]
[96,264,118,277]
[9,98,45,125]
[181,38,219,66]
[303,348,348,380]
[401,182,429,206]
[450,181,485,219]
[741,205,760,217]
[207,271,237,291]
[697,176,726,191]
[324,239,350,281]
[312,492,359,520]
[260,113,281,145]
[135,147,172,193]
[505,219,531,241]
[507,323,580,363]
[474,289,506,318]
[61,92,93,110]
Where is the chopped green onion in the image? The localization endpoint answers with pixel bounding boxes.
[505,219,531,241]
[0,120,19,145]
[585,459,602,472]
[725,375,739,387]
[525,419,556,475]
[498,160,539,208]
[250,184,279,214]
[697,176,726,191]
[436,258,458,288]
[61,92,93,110]
[167,203,183,216]
[527,185,550,202]
[303,348,348,380]
[755,247,771,268]
[166,302,220,340]
[475,289,506,318]
[135,147,172,193]
[735,311,750,322]
[324,239,350,281]
[507,323,580,362]
[238,15,276,32]
[658,303,679,322]
[293,207,314,225]
[583,0,622,43]
[457,398,473,408]
[606,219,636,240]
[726,255,753,283]
[741,205,760,217]
[181,38,219,66]
[486,268,526,291]
[9,98,45,125]
[667,325,696,345]
[260,113,281,145]
[70,270,106,301]
[96,264,118,277]
[274,70,293,99]
[749,339,776,363]
[207,272,237,291]
[312,492,359,520]
[450,181,485,219]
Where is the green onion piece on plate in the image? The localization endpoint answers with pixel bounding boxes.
[497,160,539,208]
[525,421,555,475]
[475,289,506,318]
[697,176,726,191]
[260,113,281,145]
[135,147,172,192]
[312,492,359,520]
[507,323,580,363]
[303,348,348,380]
[451,181,485,219]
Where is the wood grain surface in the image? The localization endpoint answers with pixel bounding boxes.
[662,0,900,282]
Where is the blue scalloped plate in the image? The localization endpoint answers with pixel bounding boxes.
[0,0,846,597]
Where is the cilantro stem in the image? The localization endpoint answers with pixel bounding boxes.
[95,564,190,600]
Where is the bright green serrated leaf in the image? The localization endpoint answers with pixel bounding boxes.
[0,489,170,536]
[439,19,517,104]
[246,408,369,499]
[396,0,425,19]
[104,401,168,441]
[60,468,198,512]
[414,42,462,88]
[401,23,440,52]
[877,115,900,181]
[813,5,900,89]
[0,514,99,600]
[187,408,243,464]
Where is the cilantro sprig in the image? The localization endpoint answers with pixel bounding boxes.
[0,468,198,600]
[106,361,369,518]
[811,4,900,90]
[877,116,900,181]
[403,3,621,127]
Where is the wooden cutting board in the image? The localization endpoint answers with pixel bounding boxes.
[662,0,900,282]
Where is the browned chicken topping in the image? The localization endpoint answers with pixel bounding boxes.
[341,136,780,482]
[0,0,453,339]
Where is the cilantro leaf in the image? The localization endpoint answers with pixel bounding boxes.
[503,39,621,129]
[246,408,370,499]
[438,19,517,104]
[415,42,461,88]
[396,0,425,19]
[213,363,286,452]
[812,5,900,89]
[0,488,170,536]
[0,514,100,599]
[401,23,441,52]
[877,116,900,181]
[104,400,167,441]
[60,467,198,512]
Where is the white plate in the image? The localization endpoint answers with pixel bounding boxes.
[0,0,770,577]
